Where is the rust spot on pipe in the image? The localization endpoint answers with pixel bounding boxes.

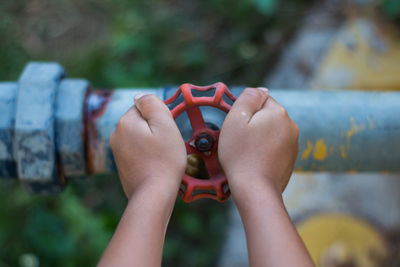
[84,89,113,174]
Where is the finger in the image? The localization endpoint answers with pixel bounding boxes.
[249,95,288,125]
[258,96,287,116]
[116,105,150,133]
[134,93,175,131]
[229,87,269,122]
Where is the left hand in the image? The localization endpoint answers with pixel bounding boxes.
[109,94,187,200]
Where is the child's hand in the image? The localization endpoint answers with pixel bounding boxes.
[101,94,186,267]
[219,87,299,199]
[218,88,312,266]
[110,94,186,200]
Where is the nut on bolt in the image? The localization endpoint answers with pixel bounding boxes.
[194,133,214,152]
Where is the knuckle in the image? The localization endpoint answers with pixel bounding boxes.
[226,110,246,122]
[244,87,264,100]
[117,115,128,129]
[116,113,135,132]
[279,106,288,117]
[272,104,288,118]
[137,94,156,108]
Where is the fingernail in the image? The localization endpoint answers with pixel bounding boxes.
[134,93,148,101]
[257,87,269,93]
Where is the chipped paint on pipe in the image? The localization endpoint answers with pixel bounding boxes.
[267,89,400,173]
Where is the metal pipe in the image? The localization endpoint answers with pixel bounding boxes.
[88,88,400,174]
[1,62,399,193]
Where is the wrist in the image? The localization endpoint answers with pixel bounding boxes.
[127,174,181,205]
[234,187,285,227]
[126,182,178,222]
[228,173,283,212]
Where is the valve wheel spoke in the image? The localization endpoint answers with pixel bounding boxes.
[202,153,221,178]
[186,106,207,132]
[200,143,220,178]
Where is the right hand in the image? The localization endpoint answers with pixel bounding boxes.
[218,87,299,200]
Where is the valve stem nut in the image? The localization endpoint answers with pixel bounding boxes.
[195,133,214,152]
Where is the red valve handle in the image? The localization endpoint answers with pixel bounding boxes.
[164,82,236,202]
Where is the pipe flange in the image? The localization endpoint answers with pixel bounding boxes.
[14,62,66,193]
[55,79,89,178]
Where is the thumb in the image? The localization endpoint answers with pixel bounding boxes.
[229,87,269,122]
[134,93,173,131]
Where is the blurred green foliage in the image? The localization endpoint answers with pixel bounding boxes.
[0,0,398,266]
[0,177,121,267]
[0,0,310,88]
[383,0,400,19]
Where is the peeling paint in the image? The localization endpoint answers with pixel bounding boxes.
[339,117,366,161]
[340,145,348,159]
[84,90,113,174]
[346,117,365,140]
[301,140,313,160]
[313,139,327,161]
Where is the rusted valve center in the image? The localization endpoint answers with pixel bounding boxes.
[194,133,214,152]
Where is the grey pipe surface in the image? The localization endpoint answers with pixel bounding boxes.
[87,88,400,175]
